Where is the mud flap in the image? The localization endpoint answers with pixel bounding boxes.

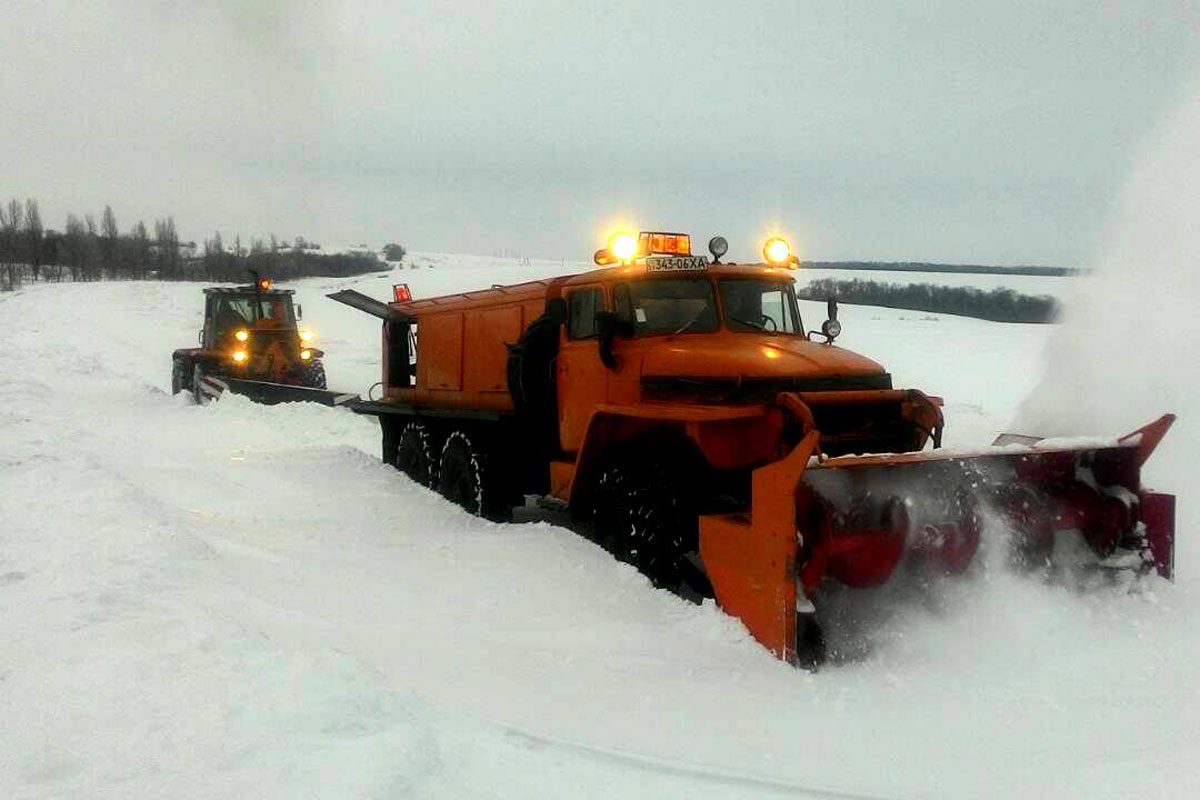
[698,430,819,663]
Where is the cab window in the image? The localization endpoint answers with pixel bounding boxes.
[614,277,718,335]
[567,287,604,339]
[719,279,801,334]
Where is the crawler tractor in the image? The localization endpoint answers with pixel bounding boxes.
[333,232,1176,665]
[172,276,352,406]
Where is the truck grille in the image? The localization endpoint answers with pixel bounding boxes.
[641,374,893,405]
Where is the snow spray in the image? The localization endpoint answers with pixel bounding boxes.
[1016,74,1200,576]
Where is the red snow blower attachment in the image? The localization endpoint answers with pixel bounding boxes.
[700,409,1176,664]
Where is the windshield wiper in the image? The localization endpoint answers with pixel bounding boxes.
[728,315,767,331]
[673,311,709,336]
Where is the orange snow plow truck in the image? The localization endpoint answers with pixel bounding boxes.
[331,231,1176,665]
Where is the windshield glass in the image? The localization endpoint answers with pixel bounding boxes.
[719,279,802,334]
[259,296,295,325]
[614,277,718,335]
[212,295,294,331]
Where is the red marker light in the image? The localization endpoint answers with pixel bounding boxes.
[257,277,272,291]
[638,231,692,256]
[393,283,412,302]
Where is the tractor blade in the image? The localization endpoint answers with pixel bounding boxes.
[219,377,360,407]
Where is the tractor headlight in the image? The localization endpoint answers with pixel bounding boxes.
[235,329,249,342]
[299,329,314,343]
[822,319,842,339]
[300,349,312,361]
[232,350,248,363]
[763,237,791,265]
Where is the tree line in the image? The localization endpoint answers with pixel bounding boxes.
[800,261,1078,277]
[0,196,396,290]
[797,277,1060,323]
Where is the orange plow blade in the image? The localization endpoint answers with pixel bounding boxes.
[699,414,1177,664]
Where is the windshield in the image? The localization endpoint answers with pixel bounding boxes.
[614,277,718,335]
[612,276,803,336]
[719,279,802,334]
[212,295,294,331]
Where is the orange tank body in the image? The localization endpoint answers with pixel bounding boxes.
[386,279,555,411]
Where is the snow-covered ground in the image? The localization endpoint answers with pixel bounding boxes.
[3,250,1198,798]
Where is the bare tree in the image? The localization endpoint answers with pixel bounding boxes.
[203,231,225,280]
[25,199,43,281]
[165,216,179,278]
[131,220,151,279]
[83,213,100,280]
[101,205,120,279]
[1,198,24,289]
[153,216,179,279]
[64,214,86,281]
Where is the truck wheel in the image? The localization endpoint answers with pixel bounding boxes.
[593,458,696,588]
[396,421,438,488]
[437,430,510,522]
[171,357,189,395]
[304,359,327,390]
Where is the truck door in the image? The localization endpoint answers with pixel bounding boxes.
[557,284,609,453]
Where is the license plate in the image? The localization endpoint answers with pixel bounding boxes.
[645,255,710,272]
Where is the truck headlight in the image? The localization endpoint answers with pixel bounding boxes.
[299,329,314,343]
[300,349,312,361]
[232,350,247,363]
[235,329,249,342]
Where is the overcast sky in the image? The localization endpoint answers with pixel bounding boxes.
[2,1,1198,264]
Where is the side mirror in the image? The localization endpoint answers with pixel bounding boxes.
[296,304,303,320]
[594,310,633,369]
[198,328,204,346]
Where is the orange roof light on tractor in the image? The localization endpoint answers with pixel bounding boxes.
[329,225,1177,669]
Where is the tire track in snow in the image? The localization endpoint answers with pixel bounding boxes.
[485,716,904,800]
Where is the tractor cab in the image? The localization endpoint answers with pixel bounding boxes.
[172,276,330,404]
[202,286,297,346]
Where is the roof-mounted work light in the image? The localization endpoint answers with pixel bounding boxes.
[609,232,638,261]
[595,231,639,266]
[708,236,728,263]
[763,237,793,266]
